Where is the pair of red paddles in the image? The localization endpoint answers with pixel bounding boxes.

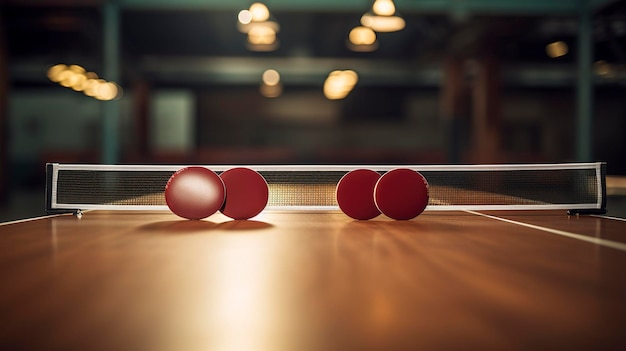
[165,167,269,220]
[165,167,429,221]
[336,168,429,220]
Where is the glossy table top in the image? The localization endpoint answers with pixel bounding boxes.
[1,210,625,350]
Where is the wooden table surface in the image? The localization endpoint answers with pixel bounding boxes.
[1,210,626,351]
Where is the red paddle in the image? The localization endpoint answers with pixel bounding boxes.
[374,168,429,220]
[219,167,269,220]
[165,167,225,220]
[336,169,381,220]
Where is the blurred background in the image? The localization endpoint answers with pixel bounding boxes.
[1,0,625,221]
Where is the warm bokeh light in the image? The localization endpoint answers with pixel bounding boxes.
[373,0,396,16]
[594,60,613,76]
[68,64,85,74]
[361,13,406,32]
[77,76,94,92]
[262,69,280,86]
[239,19,280,34]
[70,73,87,91]
[248,26,276,45]
[361,0,405,32]
[238,7,279,34]
[546,41,568,58]
[238,10,253,25]
[249,2,270,22]
[46,63,121,100]
[349,26,377,46]
[238,2,279,49]
[94,81,121,101]
[56,73,71,86]
[59,71,79,88]
[92,80,110,99]
[324,70,359,100]
[343,70,358,85]
[83,78,103,97]
[47,64,67,82]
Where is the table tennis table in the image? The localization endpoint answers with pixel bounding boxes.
[1,163,625,350]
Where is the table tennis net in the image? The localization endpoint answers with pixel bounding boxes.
[46,163,606,214]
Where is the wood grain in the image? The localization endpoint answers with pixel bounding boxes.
[1,210,625,350]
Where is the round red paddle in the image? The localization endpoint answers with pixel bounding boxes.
[374,168,429,220]
[165,167,225,220]
[336,169,381,220]
[219,167,269,220]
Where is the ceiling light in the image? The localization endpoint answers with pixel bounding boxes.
[249,2,270,22]
[594,60,614,77]
[47,63,122,101]
[238,10,253,25]
[361,13,405,32]
[324,70,358,100]
[262,69,280,86]
[350,26,377,46]
[238,2,280,52]
[347,26,378,52]
[70,74,87,91]
[361,0,405,32]
[237,3,280,34]
[246,24,279,51]
[47,64,68,82]
[248,26,276,45]
[68,64,85,74]
[546,41,568,58]
[94,82,121,101]
[84,79,106,97]
[373,0,395,16]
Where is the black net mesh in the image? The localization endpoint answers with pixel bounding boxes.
[51,165,602,210]
[57,170,172,206]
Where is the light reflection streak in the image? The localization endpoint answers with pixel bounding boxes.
[203,236,282,351]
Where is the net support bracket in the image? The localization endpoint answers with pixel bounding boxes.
[568,162,607,215]
[46,163,77,215]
